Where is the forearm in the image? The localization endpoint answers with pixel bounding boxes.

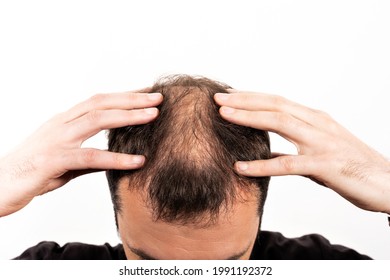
[368,166,390,215]
[334,156,390,215]
[0,157,33,217]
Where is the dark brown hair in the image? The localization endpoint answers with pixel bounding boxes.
[106,75,270,225]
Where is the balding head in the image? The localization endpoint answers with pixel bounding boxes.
[107,75,270,226]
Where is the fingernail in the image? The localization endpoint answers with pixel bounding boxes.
[236,161,249,171]
[215,93,230,101]
[132,155,145,165]
[221,106,235,114]
[144,107,158,115]
[148,93,162,100]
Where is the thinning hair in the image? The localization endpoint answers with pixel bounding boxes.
[106,75,270,225]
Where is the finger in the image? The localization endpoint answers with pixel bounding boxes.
[62,91,163,123]
[63,148,146,170]
[234,155,314,177]
[66,108,159,141]
[215,90,305,112]
[219,106,316,144]
[215,91,328,127]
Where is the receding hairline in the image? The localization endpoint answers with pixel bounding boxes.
[107,74,271,226]
[117,176,262,228]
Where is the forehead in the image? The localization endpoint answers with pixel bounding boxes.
[118,176,259,225]
[116,179,260,259]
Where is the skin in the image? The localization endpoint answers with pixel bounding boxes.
[117,178,260,260]
[215,90,390,214]
[0,89,163,217]
[0,88,389,260]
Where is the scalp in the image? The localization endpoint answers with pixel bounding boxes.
[107,75,271,226]
[151,84,217,168]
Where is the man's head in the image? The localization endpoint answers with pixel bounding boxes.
[106,75,270,259]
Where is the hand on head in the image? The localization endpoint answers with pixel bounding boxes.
[0,89,162,217]
[215,90,390,214]
[1,78,389,219]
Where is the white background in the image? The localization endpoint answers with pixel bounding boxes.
[0,0,389,260]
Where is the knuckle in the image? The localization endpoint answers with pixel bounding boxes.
[240,93,252,104]
[316,110,341,133]
[274,112,292,129]
[82,149,98,165]
[279,156,296,173]
[111,153,122,165]
[62,126,79,143]
[126,93,141,107]
[128,92,138,102]
[314,108,332,120]
[88,93,107,108]
[275,112,289,122]
[86,110,102,123]
[269,94,287,108]
[327,122,341,134]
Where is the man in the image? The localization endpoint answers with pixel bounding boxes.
[1,75,389,259]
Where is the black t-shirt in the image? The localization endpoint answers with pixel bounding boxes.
[13,231,371,260]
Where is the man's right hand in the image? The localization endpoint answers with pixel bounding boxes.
[0,89,162,217]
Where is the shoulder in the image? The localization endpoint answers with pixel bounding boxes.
[250,231,371,260]
[13,241,126,260]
